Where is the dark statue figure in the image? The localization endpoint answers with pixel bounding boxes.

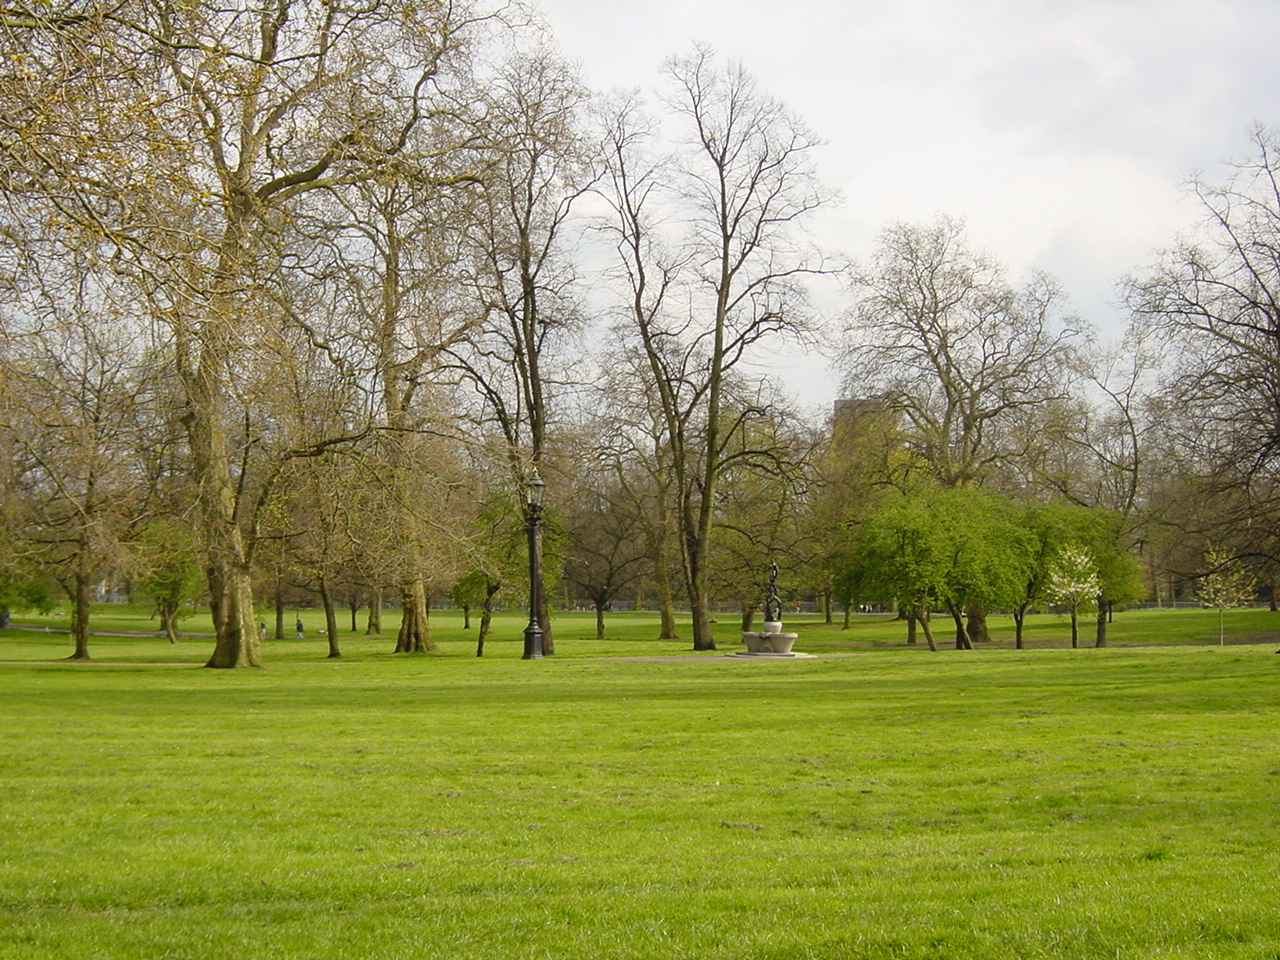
[764,559,781,623]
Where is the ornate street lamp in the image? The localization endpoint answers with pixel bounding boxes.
[522,471,546,660]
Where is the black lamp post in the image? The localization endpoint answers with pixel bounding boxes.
[522,471,546,660]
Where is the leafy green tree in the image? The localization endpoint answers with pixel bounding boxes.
[847,486,1034,650]
[1012,501,1145,648]
[132,518,203,644]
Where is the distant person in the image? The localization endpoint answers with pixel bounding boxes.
[295,617,304,638]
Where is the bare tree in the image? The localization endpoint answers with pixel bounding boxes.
[1128,127,1280,528]
[0,259,154,659]
[841,217,1085,491]
[446,44,595,655]
[597,48,828,650]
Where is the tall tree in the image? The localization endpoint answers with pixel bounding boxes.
[1128,126,1280,584]
[0,253,153,659]
[840,217,1084,491]
[448,45,593,655]
[598,49,828,650]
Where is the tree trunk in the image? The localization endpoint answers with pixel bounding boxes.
[1094,594,1108,648]
[188,392,261,667]
[1014,606,1026,650]
[659,597,678,640]
[596,601,606,640]
[160,603,179,644]
[462,603,471,629]
[274,584,285,640]
[906,609,917,645]
[652,517,680,640]
[319,576,341,659]
[67,570,91,661]
[365,586,382,635]
[690,593,715,651]
[740,605,756,632]
[686,531,716,651]
[1069,607,1080,648]
[205,562,262,668]
[949,604,973,650]
[917,605,938,652]
[965,604,991,643]
[476,582,499,657]
[823,590,833,624]
[395,579,438,653]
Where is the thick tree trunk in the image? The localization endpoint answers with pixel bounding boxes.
[1069,607,1080,648]
[823,590,833,624]
[319,576,341,659]
[205,563,262,668]
[740,605,756,632]
[395,579,437,653]
[596,602,606,640]
[906,609,917,645]
[1094,595,1108,648]
[1014,606,1027,650]
[186,373,261,667]
[686,533,716,650]
[476,583,499,657]
[965,604,991,643]
[690,592,715,651]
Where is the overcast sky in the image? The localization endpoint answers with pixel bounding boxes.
[533,0,1280,410]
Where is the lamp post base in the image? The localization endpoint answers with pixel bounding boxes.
[523,622,544,660]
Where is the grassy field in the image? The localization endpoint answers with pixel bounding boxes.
[4,601,1280,662]
[1,608,1278,958]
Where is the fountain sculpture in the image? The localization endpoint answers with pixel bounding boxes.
[736,560,802,657]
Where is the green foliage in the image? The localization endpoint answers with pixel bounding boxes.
[0,563,56,615]
[448,569,496,609]
[1019,500,1144,612]
[843,486,1035,613]
[130,517,203,622]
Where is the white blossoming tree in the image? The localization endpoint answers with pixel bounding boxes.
[1045,546,1101,649]
[1197,547,1257,646]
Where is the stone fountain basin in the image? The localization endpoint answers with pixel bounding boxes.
[739,627,799,655]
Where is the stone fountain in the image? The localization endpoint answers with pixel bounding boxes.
[735,560,803,657]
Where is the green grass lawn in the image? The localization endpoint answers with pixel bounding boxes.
[5,601,1280,663]
[1,609,1278,958]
